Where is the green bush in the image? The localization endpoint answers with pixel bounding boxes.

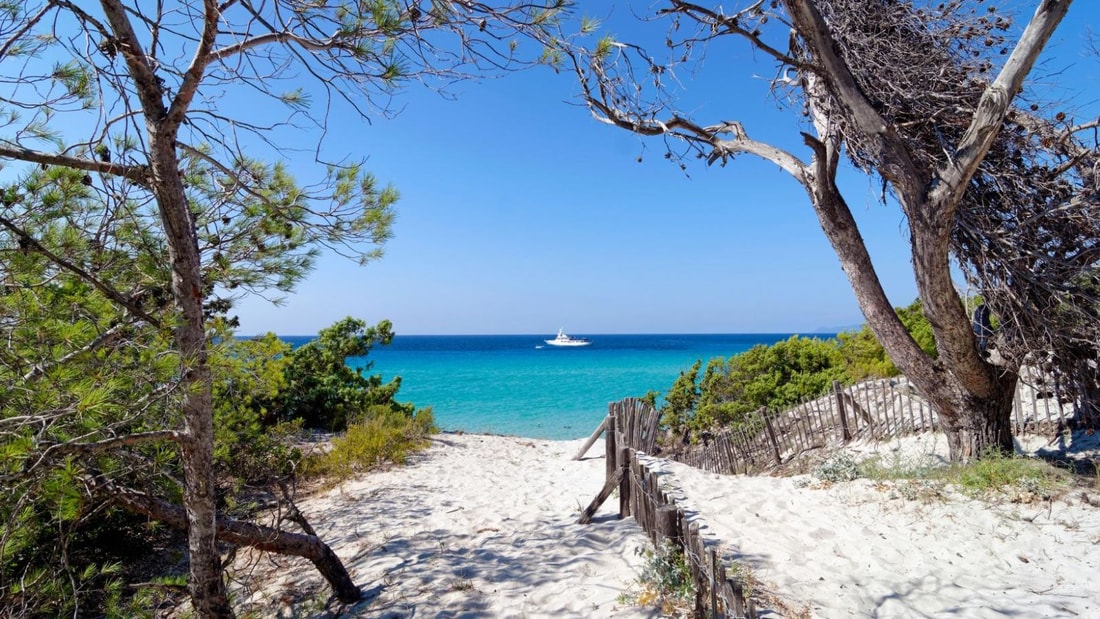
[303,406,436,480]
[656,299,944,444]
[683,336,846,435]
[281,317,412,431]
[622,541,695,615]
[837,299,937,380]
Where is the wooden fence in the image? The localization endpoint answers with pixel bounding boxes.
[673,374,1078,475]
[577,399,757,618]
[574,375,1080,616]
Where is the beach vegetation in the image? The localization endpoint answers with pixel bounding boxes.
[623,541,695,616]
[302,406,437,480]
[548,0,1097,463]
[660,360,702,432]
[812,450,1074,503]
[654,301,940,446]
[658,335,847,439]
[837,300,936,380]
[0,1,570,615]
[281,317,412,432]
[942,451,1071,501]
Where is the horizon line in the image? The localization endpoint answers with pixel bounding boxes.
[252,330,852,338]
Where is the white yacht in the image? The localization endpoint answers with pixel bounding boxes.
[544,328,591,347]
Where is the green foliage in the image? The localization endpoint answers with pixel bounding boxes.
[945,451,1069,499]
[622,541,695,615]
[812,453,863,483]
[659,360,700,431]
[837,299,937,380]
[897,299,937,358]
[653,301,940,443]
[211,332,296,483]
[303,406,437,480]
[281,317,412,431]
[0,160,406,614]
[811,449,1072,504]
[836,326,898,380]
[686,336,845,435]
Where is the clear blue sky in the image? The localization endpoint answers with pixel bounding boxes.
[232,2,1100,337]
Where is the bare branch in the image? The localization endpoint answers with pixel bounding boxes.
[0,144,149,186]
[929,0,1073,216]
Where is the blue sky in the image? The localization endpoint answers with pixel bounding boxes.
[231,2,1100,336]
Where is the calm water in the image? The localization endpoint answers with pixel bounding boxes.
[281,333,807,440]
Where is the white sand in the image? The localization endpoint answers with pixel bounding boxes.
[642,432,1100,618]
[232,431,1100,618]
[231,433,656,618]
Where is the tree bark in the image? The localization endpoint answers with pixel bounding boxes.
[100,1,232,614]
[784,0,1066,461]
[103,481,361,603]
[940,374,1018,460]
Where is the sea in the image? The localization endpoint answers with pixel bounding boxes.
[280,333,814,440]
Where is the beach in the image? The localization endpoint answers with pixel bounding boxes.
[230,431,1100,618]
[230,433,657,618]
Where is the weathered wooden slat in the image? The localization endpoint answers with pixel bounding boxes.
[605,413,618,481]
[577,468,623,524]
[618,446,631,518]
[572,415,607,461]
[762,410,782,465]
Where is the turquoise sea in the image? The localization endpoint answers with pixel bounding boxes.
[283,333,810,440]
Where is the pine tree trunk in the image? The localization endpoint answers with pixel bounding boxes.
[150,147,233,617]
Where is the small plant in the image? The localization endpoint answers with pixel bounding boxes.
[727,559,756,600]
[813,453,862,483]
[892,479,945,502]
[941,450,1070,499]
[448,579,475,592]
[622,541,695,615]
[301,407,436,480]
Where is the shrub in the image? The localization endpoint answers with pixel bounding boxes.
[685,336,846,436]
[623,541,695,615]
[812,454,863,483]
[302,406,436,480]
[943,451,1070,499]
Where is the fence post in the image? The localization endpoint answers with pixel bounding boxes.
[618,446,632,518]
[762,408,782,465]
[833,380,851,442]
[572,415,607,461]
[708,548,719,619]
[606,413,618,482]
[656,505,681,547]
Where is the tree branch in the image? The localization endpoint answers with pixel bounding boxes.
[40,430,182,460]
[0,144,149,186]
[0,2,56,60]
[928,0,1073,217]
[22,322,130,382]
[0,215,163,328]
[165,0,220,131]
[98,479,361,604]
[783,0,925,199]
[98,0,169,121]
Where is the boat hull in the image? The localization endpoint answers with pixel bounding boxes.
[545,329,591,347]
[544,339,590,347]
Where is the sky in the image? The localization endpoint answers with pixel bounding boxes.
[222,2,1100,337]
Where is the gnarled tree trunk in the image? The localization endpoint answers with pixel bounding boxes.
[101,481,361,603]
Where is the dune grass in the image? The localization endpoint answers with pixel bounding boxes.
[812,447,1076,502]
[301,408,437,481]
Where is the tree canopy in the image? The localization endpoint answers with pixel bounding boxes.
[545,0,1095,460]
[1,1,568,616]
